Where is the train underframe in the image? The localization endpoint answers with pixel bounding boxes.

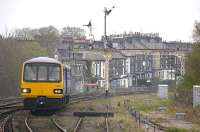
[23,95,70,110]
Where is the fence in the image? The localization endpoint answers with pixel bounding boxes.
[128,108,168,132]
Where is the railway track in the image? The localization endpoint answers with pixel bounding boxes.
[25,112,32,132]
[72,116,110,132]
[0,97,23,132]
[0,97,22,103]
[52,89,154,132]
[73,117,83,132]
[0,97,23,110]
[1,89,155,131]
[25,112,66,132]
[0,107,23,132]
[0,115,13,132]
[105,117,109,132]
[51,115,67,132]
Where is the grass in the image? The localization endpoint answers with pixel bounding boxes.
[115,93,171,113]
[167,128,188,132]
[108,93,200,130]
[166,127,199,132]
[62,93,200,131]
[63,96,144,132]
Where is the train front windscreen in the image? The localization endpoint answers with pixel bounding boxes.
[24,63,61,82]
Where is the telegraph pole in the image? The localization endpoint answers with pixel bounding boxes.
[104,7,107,41]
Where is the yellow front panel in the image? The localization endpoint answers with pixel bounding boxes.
[21,82,64,98]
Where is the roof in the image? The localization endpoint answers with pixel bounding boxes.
[24,57,61,64]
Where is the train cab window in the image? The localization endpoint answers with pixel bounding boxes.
[24,65,37,81]
[38,66,48,81]
[24,63,61,82]
[49,66,60,81]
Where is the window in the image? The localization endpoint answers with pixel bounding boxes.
[24,63,61,82]
[24,65,37,81]
[38,66,47,81]
[49,66,60,81]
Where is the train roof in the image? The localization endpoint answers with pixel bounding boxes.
[24,57,61,64]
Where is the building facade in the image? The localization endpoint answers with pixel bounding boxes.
[55,31,193,90]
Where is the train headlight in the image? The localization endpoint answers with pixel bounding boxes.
[21,88,31,93]
[54,89,63,94]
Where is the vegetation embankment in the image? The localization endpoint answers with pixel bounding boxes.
[0,39,47,97]
[166,22,200,129]
[175,21,200,105]
[120,93,200,131]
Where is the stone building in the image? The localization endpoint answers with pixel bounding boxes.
[55,31,193,89]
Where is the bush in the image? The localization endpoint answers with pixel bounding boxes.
[176,44,200,105]
[167,128,188,132]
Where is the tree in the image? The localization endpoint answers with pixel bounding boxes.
[14,26,60,56]
[0,39,48,97]
[176,21,200,105]
[14,28,36,40]
[35,26,60,56]
[84,61,92,83]
[193,21,200,42]
[61,27,86,39]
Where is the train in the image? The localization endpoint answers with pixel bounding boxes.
[20,57,71,110]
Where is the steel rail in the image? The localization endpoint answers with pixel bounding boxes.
[105,117,109,132]
[0,107,24,132]
[51,116,67,132]
[25,112,33,132]
[0,102,23,110]
[0,97,22,102]
[2,115,13,132]
[73,117,83,132]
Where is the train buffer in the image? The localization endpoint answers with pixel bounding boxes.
[73,112,114,117]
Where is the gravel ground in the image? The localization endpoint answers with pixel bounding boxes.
[28,114,59,132]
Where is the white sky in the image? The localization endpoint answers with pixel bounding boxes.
[0,0,200,41]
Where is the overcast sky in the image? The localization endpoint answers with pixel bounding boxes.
[0,0,200,41]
